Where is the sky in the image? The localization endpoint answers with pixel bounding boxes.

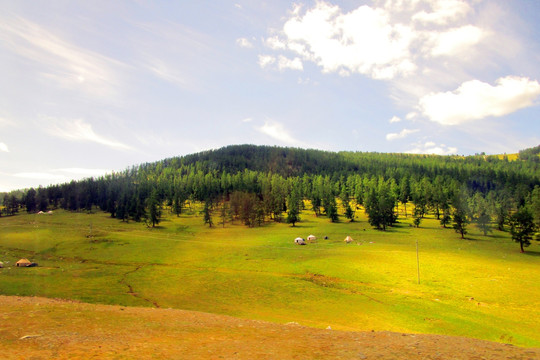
[1,0,540,192]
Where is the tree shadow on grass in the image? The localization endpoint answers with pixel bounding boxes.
[384,223,413,233]
[489,231,509,240]
[523,250,540,257]
[289,224,309,228]
[462,236,489,242]
[148,225,166,230]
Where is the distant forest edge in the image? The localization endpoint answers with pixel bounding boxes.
[2,144,539,250]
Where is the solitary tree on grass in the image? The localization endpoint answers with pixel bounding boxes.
[452,191,470,239]
[509,207,536,253]
[286,203,300,227]
[202,200,213,228]
[453,207,469,239]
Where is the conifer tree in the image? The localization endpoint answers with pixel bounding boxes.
[476,210,492,236]
[202,200,213,228]
[344,202,355,222]
[452,207,469,239]
[218,199,231,228]
[286,180,302,226]
[24,188,37,213]
[145,190,162,228]
[440,207,451,228]
[509,207,536,253]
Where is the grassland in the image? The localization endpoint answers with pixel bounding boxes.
[1,206,539,347]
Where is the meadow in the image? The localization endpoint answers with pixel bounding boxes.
[1,206,539,347]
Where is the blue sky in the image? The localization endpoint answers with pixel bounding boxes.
[1,0,540,191]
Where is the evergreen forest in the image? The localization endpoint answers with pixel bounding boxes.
[2,144,540,250]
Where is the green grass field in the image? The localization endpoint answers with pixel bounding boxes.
[1,207,539,347]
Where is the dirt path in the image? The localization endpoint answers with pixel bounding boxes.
[1,295,538,360]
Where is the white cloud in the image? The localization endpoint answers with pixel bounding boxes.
[419,76,540,125]
[261,1,497,83]
[258,55,276,68]
[273,2,417,79]
[277,56,303,71]
[0,16,124,100]
[257,121,302,146]
[257,54,303,71]
[389,116,401,123]
[412,0,472,25]
[429,25,485,57]
[236,37,253,48]
[386,128,419,141]
[406,112,418,120]
[265,36,286,50]
[406,141,458,155]
[242,117,253,123]
[43,117,132,150]
[0,142,9,152]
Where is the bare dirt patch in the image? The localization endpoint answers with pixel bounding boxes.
[1,295,538,360]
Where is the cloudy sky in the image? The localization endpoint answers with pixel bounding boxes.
[1,0,540,191]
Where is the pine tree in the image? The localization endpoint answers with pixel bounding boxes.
[217,200,231,228]
[476,210,492,236]
[145,191,162,228]
[452,207,469,239]
[286,180,302,226]
[344,202,355,222]
[399,176,410,217]
[440,207,451,228]
[509,207,536,253]
[202,200,213,228]
[364,180,397,230]
[24,188,37,213]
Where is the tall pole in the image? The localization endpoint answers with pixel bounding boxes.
[416,239,420,285]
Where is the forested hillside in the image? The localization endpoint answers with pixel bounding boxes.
[2,145,539,247]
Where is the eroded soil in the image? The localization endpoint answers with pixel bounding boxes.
[1,296,538,359]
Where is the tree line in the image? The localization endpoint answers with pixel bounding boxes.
[2,145,539,251]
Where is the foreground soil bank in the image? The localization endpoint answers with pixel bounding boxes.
[1,296,538,360]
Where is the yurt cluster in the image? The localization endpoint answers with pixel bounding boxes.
[294,235,355,245]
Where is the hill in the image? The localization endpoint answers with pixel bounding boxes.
[1,144,540,352]
[5,144,539,228]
